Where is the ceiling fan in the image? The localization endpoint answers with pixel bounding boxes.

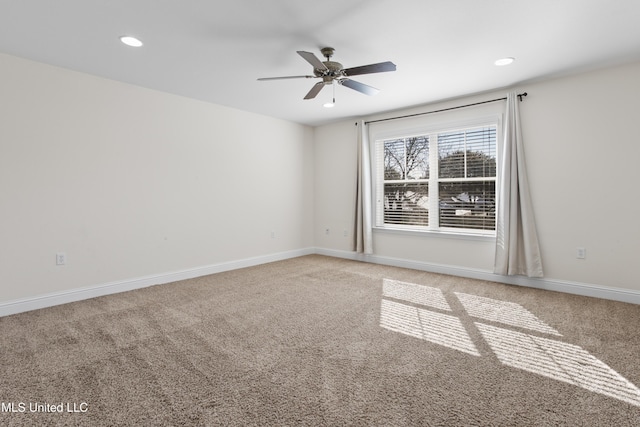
[258,47,396,100]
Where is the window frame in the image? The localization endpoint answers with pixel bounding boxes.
[372,115,502,237]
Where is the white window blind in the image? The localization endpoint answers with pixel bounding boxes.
[375,124,497,234]
[377,136,429,227]
[438,126,496,231]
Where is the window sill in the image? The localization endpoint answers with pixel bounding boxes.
[373,226,496,242]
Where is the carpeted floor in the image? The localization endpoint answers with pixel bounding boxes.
[1,255,640,426]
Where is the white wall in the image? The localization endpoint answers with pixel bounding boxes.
[313,120,359,250]
[0,53,314,305]
[522,62,640,290]
[314,60,640,294]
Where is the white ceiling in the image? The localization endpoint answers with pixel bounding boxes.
[1,1,640,126]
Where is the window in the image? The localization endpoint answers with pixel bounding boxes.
[375,123,498,234]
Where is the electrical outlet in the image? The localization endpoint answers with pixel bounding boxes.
[325,228,330,235]
[343,230,348,237]
[271,231,276,239]
[56,252,67,265]
[576,247,586,259]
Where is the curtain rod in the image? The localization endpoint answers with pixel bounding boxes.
[364,92,528,125]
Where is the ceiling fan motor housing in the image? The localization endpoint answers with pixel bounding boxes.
[317,61,345,83]
[316,47,344,83]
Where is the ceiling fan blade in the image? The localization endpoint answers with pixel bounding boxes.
[257,75,315,81]
[304,82,326,99]
[297,51,328,71]
[340,79,380,96]
[343,61,396,76]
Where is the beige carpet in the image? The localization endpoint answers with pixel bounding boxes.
[1,255,640,426]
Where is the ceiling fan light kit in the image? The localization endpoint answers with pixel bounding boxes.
[258,47,396,102]
[323,81,337,108]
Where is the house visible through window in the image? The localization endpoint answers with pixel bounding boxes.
[375,123,497,234]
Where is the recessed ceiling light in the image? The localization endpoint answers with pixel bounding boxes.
[120,36,143,47]
[495,57,515,66]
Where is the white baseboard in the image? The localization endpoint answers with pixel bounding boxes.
[0,248,315,317]
[2,246,638,317]
[314,247,640,305]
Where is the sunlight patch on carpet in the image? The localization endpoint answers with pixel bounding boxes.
[379,278,640,408]
[380,299,480,356]
[476,322,640,407]
[383,279,451,311]
[455,292,561,336]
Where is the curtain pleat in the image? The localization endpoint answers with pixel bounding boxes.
[494,93,543,277]
[354,121,373,254]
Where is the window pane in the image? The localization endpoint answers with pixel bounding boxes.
[439,127,496,179]
[438,132,465,178]
[466,127,496,178]
[439,181,495,230]
[384,139,405,179]
[384,182,429,226]
[405,136,429,180]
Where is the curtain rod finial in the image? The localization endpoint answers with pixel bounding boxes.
[518,92,528,102]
